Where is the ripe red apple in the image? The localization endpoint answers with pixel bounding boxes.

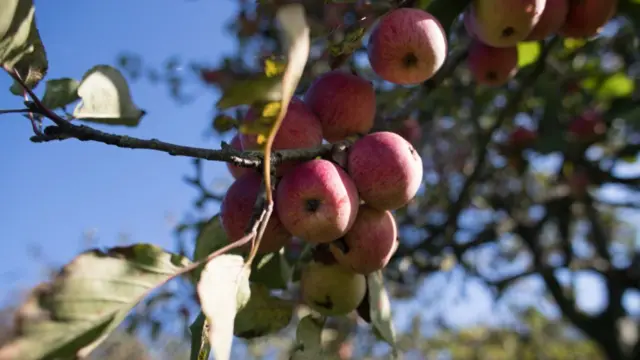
[560,0,617,38]
[276,159,360,244]
[467,39,518,87]
[567,109,606,142]
[304,71,376,143]
[330,205,398,274]
[347,131,423,211]
[525,0,569,40]
[220,172,291,254]
[241,98,323,176]
[508,127,538,149]
[470,0,547,47]
[227,134,251,180]
[367,8,447,85]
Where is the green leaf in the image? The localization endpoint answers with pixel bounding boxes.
[517,41,541,68]
[189,312,211,360]
[596,72,635,100]
[0,244,191,360]
[72,65,146,126]
[197,254,251,360]
[40,78,80,110]
[250,249,292,289]
[296,315,324,347]
[619,1,640,32]
[216,74,283,110]
[367,270,398,358]
[563,38,586,52]
[234,283,294,339]
[0,0,48,91]
[192,215,231,281]
[10,20,47,92]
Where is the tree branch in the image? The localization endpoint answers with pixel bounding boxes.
[0,108,33,115]
[400,38,558,257]
[29,123,336,168]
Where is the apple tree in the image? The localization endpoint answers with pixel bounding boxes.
[0,0,639,360]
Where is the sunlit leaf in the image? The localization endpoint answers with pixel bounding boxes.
[289,315,325,359]
[257,3,311,198]
[0,0,48,92]
[250,249,292,289]
[596,72,635,100]
[234,283,293,338]
[563,38,586,52]
[0,244,190,360]
[192,215,232,280]
[73,65,146,126]
[197,254,251,360]
[40,78,80,110]
[10,20,47,92]
[517,41,541,68]
[264,57,286,77]
[367,270,398,358]
[216,74,283,110]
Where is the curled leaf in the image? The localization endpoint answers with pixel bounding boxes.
[367,270,398,358]
[197,254,251,360]
[40,78,80,110]
[73,65,145,126]
[1,0,48,93]
[0,244,190,360]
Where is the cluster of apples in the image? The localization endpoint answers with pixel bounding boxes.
[217,6,457,315]
[465,0,618,86]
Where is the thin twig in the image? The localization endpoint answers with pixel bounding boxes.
[0,108,33,115]
[5,67,65,127]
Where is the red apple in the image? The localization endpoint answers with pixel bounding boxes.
[304,70,376,143]
[367,8,448,85]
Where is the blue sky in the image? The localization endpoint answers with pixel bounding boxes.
[0,0,637,349]
[0,0,237,302]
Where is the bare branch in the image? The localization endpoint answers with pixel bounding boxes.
[29,123,337,169]
[0,109,33,115]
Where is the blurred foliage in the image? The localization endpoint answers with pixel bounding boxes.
[109,0,640,358]
[2,0,640,358]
